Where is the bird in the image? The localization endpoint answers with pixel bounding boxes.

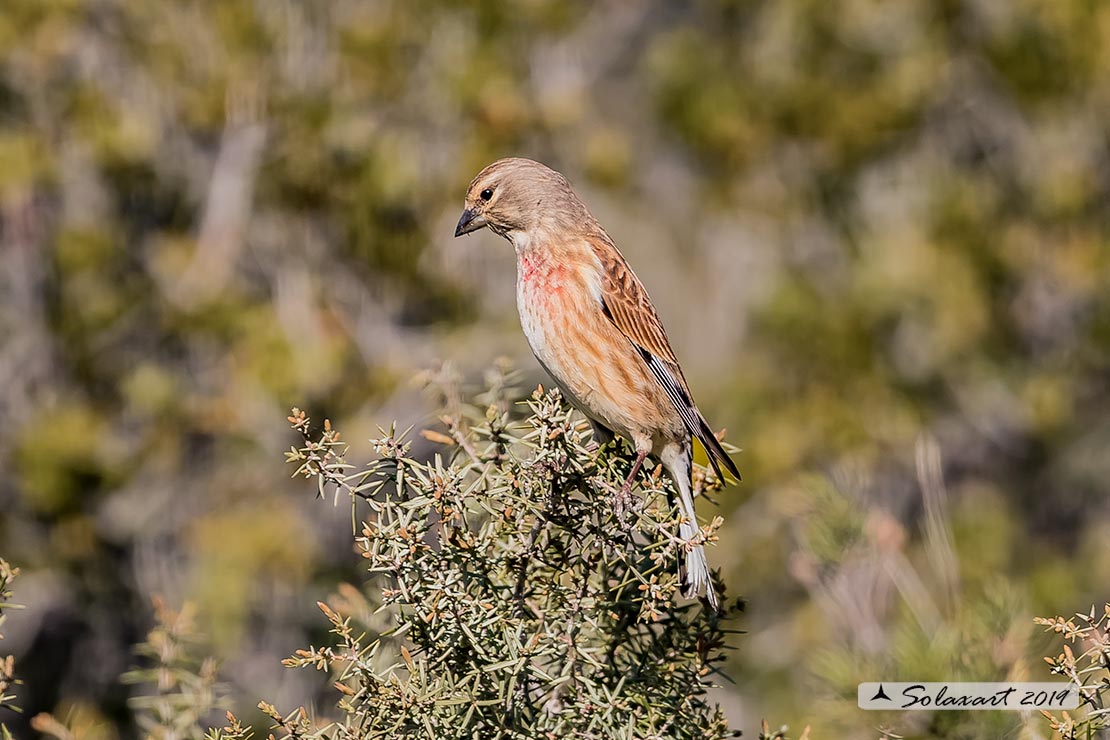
[454,157,740,611]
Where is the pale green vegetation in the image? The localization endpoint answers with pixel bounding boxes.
[274,380,742,738]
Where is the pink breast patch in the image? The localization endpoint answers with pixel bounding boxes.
[520,253,569,294]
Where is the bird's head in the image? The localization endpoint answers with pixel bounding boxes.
[454,158,589,242]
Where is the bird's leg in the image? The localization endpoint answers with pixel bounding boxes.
[620,450,647,496]
[614,449,647,526]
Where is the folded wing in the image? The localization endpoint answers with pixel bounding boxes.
[588,235,741,482]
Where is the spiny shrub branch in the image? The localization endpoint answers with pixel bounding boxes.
[280,367,748,739]
[1037,603,1110,739]
[0,560,22,740]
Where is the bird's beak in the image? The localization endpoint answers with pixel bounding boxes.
[454,208,487,237]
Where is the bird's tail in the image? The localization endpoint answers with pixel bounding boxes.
[679,518,719,611]
[662,442,721,612]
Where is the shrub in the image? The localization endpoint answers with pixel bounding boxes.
[0,560,20,740]
[274,367,749,739]
[1037,604,1110,740]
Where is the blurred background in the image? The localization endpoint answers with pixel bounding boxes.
[1,0,1109,737]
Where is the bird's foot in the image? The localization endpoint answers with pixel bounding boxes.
[612,449,647,532]
[613,479,635,531]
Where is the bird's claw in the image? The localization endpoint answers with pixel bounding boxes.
[613,481,634,531]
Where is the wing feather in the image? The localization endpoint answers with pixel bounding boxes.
[588,234,740,481]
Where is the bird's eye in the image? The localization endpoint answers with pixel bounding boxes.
[480,188,494,201]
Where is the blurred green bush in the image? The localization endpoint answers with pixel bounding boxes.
[1,0,1108,738]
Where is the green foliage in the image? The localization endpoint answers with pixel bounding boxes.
[0,560,22,735]
[2,0,1109,735]
[277,372,746,739]
[753,437,1068,739]
[122,600,228,740]
[30,595,257,740]
[1036,604,1110,739]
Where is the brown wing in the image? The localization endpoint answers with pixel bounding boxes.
[588,235,740,481]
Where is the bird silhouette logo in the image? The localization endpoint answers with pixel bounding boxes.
[870,684,892,702]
